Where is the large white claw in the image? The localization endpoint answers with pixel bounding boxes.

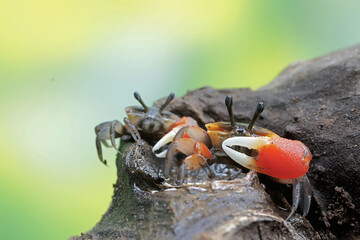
[222,136,271,170]
[152,124,186,158]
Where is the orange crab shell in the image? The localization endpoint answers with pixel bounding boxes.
[256,137,312,179]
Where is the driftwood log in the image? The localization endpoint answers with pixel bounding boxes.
[71,44,360,240]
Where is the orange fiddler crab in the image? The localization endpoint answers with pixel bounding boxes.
[95,92,180,165]
[153,96,312,220]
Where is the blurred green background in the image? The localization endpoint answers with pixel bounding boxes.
[1,1,360,239]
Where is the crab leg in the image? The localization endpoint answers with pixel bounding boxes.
[95,120,126,165]
[286,178,301,221]
[176,164,186,185]
[176,154,214,185]
[110,120,125,154]
[164,137,214,182]
[164,141,176,178]
[282,175,311,220]
[95,126,112,165]
[164,126,212,176]
[95,128,108,165]
[164,138,196,178]
[124,117,141,142]
[300,175,312,217]
[95,121,113,147]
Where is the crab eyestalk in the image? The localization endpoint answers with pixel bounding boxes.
[159,92,175,114]
[247,102,264,133]
[225,96,236,128]
[134,91,149,112]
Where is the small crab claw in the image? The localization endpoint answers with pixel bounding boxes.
[152,124,187,158]
[222,136,311,179]
[153,117,199,158]
[164,137,214,182]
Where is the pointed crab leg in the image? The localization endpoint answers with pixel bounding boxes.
[183,141,215,178]
[110,120,125,154]
[164,137,214,180]
[95,120,127,165]
[123,117,141,142]
[95,128,109,165]
[164,138,197,178]
[286,178,301,221]
[300,175,312,217]
[284,175,312,220]
[164,138,198,177]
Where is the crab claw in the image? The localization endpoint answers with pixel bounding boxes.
[222,136,311,179]
[164,126,214,181]
[166,138,215,184]
[152,117,199,158]
[152,124,187,157]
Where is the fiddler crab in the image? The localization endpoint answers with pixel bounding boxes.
[152,96,312,220]
[95,92,180,165]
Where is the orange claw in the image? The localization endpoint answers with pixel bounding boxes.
[170,139,213,170]
[256,137,311,179]
[194,142,213,160]
[184,154,206,170]
[182,141,215,179]
[222,136,311,179]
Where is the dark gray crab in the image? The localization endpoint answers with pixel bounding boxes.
[95,92,179,165]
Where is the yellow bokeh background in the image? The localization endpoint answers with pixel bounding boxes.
[1,1,360,239]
